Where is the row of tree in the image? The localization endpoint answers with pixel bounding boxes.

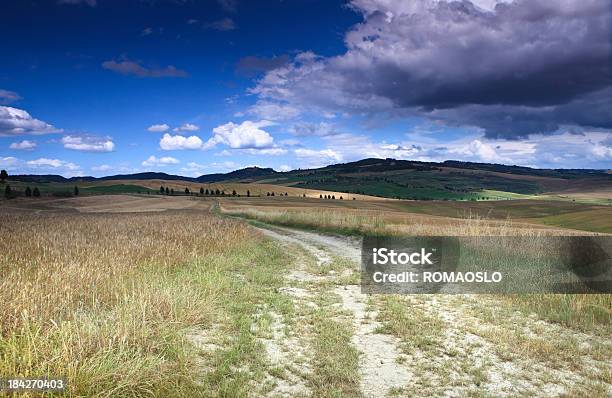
[159,186,248,197]
[319,194,345,200]
[4,185,80,199]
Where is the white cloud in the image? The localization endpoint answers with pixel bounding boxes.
[278,164,292,172]
[180,162,207,176]
[160,133,204,150]
[244,148,287,155]
[0,106,62,136]
[451,140,511,164]
[206,120,275,149]
[247,101,300,121]
[173,123,200,132]
[61,135,115,152]
[9,140,37,151]
[27,158,80,171]
[295,148,343,162]
[142,155,180,167]
[0,156,19,167]
[147,123,170,132]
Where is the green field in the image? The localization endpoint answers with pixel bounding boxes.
[277,169,542,201]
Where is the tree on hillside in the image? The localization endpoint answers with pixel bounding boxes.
[247,190,250,197]
[215,189,220,195]
[0,169,7,183]
[232,190,237,196]
[266,192,270,196]
[185,188,190,195]
[170,188,174,195]
[200,187,204,195]
[4,185,12,199]
[74,186,79,196]
[319,194,322,198]
[160,185,165,194]
[285,192,288,196]
[271,192,275,196]
[25,186,32,197]
[33,187,40,197]
[205,188,209,195]
[165,187,170,195]
[303,193,306,198]
[332,195,335,199]
[340,196,343,200]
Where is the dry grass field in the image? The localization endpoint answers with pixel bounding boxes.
[0,197,297,396]
[1,194,610,397]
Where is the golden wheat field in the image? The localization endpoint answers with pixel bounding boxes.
[0,200,294,396]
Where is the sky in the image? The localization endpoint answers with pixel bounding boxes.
[0,0,610,177]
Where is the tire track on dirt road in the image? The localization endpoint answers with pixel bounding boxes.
[253,224,413,397]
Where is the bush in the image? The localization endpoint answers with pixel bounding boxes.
[33,187,40,197]
[25,186,32,197]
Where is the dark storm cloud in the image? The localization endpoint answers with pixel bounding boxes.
[252,0,612,138]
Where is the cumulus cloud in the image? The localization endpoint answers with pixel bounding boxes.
[0,106,62,136]
[173,123,199,132]
[278,164,292,172]
[0,89,21,105]
[206,120,275,149]
[102,59,188,78]
[205,18,236,31]
[61,135,115,152]
[9,140,37,151]
[160,133,204,150]
[142,155,180,167]
[251,0,612,138]
[147,123,170,132]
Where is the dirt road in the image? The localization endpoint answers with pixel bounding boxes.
[252,223,612,397]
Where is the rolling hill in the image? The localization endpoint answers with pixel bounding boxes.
[6,158,611,203]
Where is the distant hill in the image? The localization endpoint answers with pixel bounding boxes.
[7,158,610,201]
[196,166,276,183]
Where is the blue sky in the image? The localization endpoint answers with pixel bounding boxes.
[1,0,610,177]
